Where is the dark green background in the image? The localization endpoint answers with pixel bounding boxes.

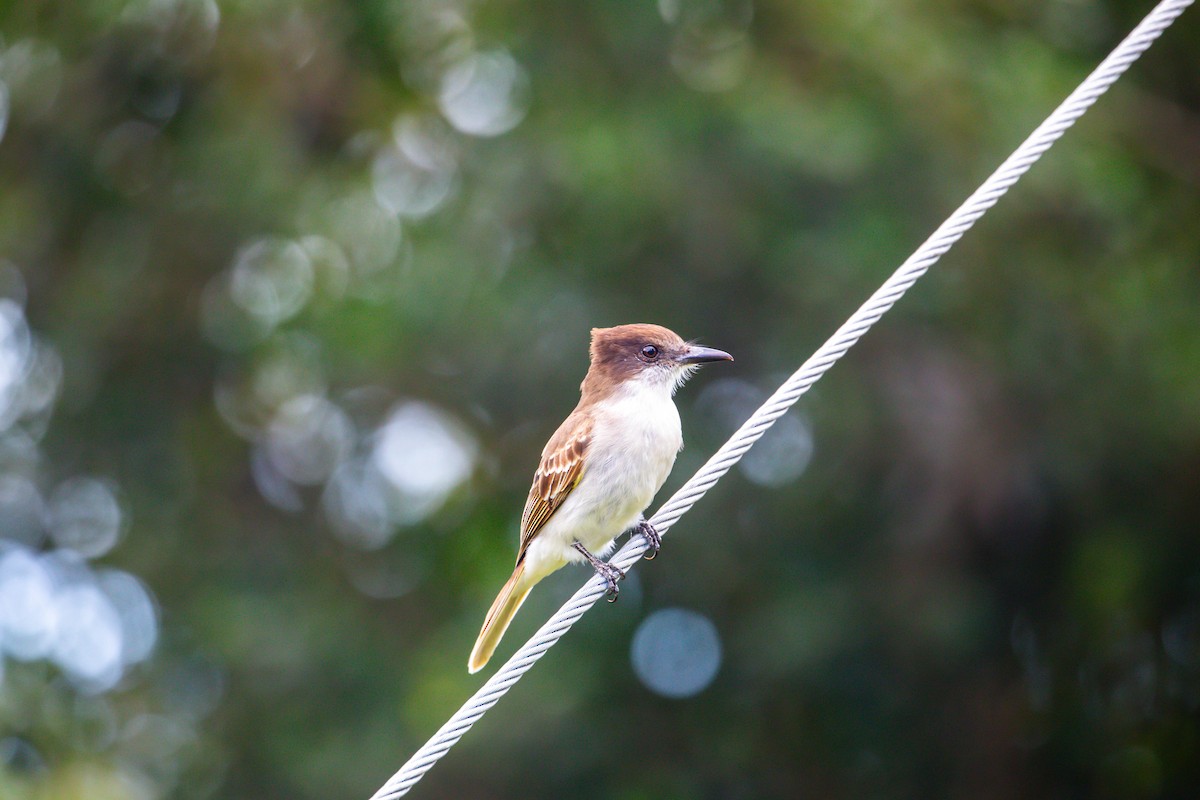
[1,0,1198,798]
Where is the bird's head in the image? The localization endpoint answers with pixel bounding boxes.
[584,323,733,397]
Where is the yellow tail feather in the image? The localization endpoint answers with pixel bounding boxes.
[469,561,532,674]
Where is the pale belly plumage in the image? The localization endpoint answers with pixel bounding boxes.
[520,384,683,583]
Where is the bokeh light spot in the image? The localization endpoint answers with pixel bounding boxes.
[230,238,314,328]
[46,477,123,559]
[96,569,159,665]
[0,39,64,121]
[438,49,529,137]
[740,412,813,487]
[631,607,722,698]
[372,115,459,218]
[323,457,395,550]
[52,582,124,692]
[298,235,351,301]
[0,547,58,660]
[0,475,43,547]
[265,394,355,486]
[0,299,33,424]
[251,444,305,513]
[323,192,403,279]
[20,341,64,423]
[373,401,478,524]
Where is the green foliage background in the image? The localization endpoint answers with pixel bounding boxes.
[0,0,1198,798]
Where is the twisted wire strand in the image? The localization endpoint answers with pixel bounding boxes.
[369,2,1192,796]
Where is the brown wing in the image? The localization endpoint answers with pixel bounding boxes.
[517,411,592,561]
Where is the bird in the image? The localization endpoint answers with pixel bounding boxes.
[469,323,733,673]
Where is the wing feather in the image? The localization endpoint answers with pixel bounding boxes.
[517,412,592,560]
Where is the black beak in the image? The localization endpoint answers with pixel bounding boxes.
[678,345,734,365]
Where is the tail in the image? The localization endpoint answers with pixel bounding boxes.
[469,561,533,674]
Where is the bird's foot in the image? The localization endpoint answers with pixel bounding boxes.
[636,521,662,560]
[573,542,625,602]
[595,561,625,602]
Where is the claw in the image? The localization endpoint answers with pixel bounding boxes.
[637,521,662,560]
[598,561,624,601]
[573,541,625,601]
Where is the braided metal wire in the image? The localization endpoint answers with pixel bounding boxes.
[369,2,1193,796]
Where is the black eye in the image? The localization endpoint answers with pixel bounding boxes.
[640,344,659,361]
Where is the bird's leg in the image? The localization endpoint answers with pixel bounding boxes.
[572,542,624,602]
[635,520,662,560]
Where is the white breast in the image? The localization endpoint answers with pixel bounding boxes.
[521,379,683,581]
